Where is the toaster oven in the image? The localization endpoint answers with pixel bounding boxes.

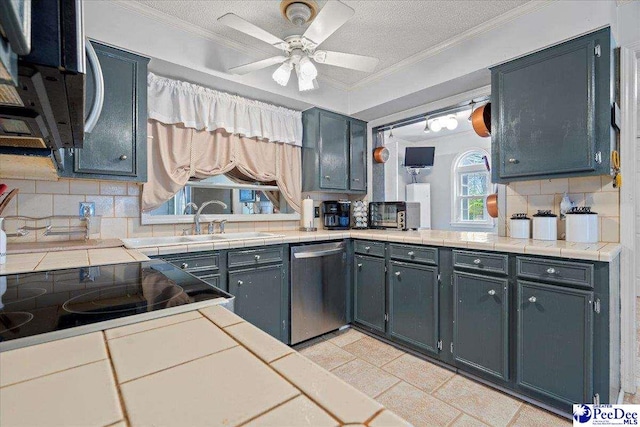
[368,202,420,230]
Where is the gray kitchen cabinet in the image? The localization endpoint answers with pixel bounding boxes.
[354,254,386,333]
[516,280,593,407]
[227,246,288,343]
[389,261,439,353]
[491,27,613,183]
[228,264,286,341]
[159,251,226,291]
[302,107,367,194]
[62,40,149,182]
[349,119,367,192]
[453,271,509,381]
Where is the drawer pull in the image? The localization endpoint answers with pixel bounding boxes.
[528,296,537,303]
[325,175,331,180]
[473,258,482,265]
[237,280,244,286]
[407,251,415,257]
[365,246,371,251]
[546,267,556,274]
[395,271,401,277]
[255,255,261,261]
[508,158,518,164]
[180,263,188,269]
[488,289,496,296]
[119,154,128,161]
[357,263,363,268]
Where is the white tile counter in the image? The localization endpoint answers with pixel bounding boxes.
[131,229,621,262]
[0,306,410,427]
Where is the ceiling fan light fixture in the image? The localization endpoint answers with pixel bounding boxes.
[272,61,293,86]
[298,56,318,80]
[285,2,312,26]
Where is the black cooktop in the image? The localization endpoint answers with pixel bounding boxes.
[0,260,230,345]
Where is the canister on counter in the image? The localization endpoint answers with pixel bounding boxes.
[532,210,557,241]
[510,213,530,239]
[565,207,599,243]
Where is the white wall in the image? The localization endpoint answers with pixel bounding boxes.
[384,130,493,232]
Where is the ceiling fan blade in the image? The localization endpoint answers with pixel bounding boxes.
[314,50,379,73]
[218,13,286,48]
[228,56,288,75]
[303,1,354,46]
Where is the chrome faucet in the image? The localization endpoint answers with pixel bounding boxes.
[183,202,199,215]
[194,200,228,234]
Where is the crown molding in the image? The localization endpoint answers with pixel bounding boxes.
[112,0,350,91]
[348,1,551,91]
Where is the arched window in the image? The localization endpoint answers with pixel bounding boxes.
[451,149,492,226]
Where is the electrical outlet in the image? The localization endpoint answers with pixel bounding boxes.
[314,207,320,218]
[79,202,95,217]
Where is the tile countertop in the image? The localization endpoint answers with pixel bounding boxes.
[132,229,622,263]
[0,247,150,275]
[0,306,410,427]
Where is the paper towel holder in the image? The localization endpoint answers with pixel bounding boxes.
[300,196,318,232]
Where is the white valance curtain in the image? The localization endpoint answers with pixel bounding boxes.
[142,73,303,213]
[147,72,303,146]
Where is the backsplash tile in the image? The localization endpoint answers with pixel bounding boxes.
[506,176,619,242]
[2,178,300,243]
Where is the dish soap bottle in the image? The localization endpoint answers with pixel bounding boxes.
[0,218,6,265]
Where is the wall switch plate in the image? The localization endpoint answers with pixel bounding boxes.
[314,207,320,218]
[79,202,95,217]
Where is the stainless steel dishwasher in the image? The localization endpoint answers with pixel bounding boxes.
[290,241,348,345]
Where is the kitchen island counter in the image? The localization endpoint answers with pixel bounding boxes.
[0,305,409,427]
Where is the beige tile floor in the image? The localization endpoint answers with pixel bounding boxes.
[296,328,570,427]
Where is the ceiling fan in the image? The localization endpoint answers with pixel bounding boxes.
[218,0,379,91]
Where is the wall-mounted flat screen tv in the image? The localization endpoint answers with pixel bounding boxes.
[405,147,435,168]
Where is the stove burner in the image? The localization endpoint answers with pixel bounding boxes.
[62,283,188,314]
[0,312,35,334]
[3,288,48,306]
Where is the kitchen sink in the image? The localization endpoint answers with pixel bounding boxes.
[122,232,282,248]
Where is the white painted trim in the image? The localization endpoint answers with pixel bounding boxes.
[619,45,639,393]
[450,149,494,228]
[141,213,300,225]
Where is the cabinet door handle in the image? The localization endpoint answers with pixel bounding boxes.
[357,263,363,268]
[353,178,360,182]
[180,263,188,269]
[508,158,518,164]
[325,175,331,180]
[488,289,496,296]
[119,155,128,161]
[528,296,537,303]
[255,255,261,261]
[237,280,244,286]
[365,246,371,251]
[546,267,556,274]
[407,251,415,257]
[395,271,401,277]
[473,258,482,265]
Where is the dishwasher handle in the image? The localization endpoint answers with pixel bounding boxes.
[293,248,345,259]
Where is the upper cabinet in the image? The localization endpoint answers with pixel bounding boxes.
[302,108,367,193]
[62,41,149,182]
[490,28,614,183]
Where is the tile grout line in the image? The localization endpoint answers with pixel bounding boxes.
[107,316,203,341]
[234,394,300,427]
[505,401,526,427]
[200,314,348,425]
[363,408,386,427]
[117,344,240,385]
[0,358,107,390]
[102,331,131,427]
[445,412,465,427]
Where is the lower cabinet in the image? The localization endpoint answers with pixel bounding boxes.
[354,254,386,333]
[453,271,509,381]
[228,264,286,342]
[389,261,439,353]
[516,280,594,406]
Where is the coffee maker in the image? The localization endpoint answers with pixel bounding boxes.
[322,201,351,230]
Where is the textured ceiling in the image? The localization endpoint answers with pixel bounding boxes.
[132,0,530,86]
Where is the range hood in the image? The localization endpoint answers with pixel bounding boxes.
[0,0,99,177]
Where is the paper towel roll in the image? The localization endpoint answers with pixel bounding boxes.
[301,197,314,229]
